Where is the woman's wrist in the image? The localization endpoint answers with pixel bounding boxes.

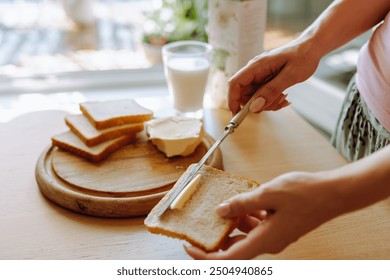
[312,169,350,222]
[283,30,325,68]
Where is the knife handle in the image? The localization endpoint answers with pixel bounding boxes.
[229,93,258,129]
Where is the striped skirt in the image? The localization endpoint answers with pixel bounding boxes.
[331,76,390,162]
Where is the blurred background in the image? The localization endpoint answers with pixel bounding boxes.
[0,0,368,88]
[0,0,371,135]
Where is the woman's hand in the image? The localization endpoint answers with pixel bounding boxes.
[185,171,343,260]
[228,39,321,115]
[228,0,390,115]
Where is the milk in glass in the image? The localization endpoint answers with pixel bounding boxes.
[166,57,210,113]
[162,41,212,119]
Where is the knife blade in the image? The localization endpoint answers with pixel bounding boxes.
[156,94,257,217]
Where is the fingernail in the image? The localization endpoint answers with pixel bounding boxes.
[249,97,266,113]
[216,202,231,217]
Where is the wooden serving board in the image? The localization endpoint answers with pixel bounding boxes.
[35,133,223,218]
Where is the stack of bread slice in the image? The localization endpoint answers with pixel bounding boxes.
[52,99,153,162]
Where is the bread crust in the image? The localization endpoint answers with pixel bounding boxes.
[146,218,238,252]
[80,99,153,129]
[52,131,137,162]
[65,114,144,147]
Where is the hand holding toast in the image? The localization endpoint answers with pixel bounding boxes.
[185,171,342,260]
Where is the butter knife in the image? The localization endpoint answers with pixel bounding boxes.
[156,94,257,217]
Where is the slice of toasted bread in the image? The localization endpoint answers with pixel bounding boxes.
[80,99,153,129]
[65,114,144,147]
[145,164,259,252]
[52,130,136,162]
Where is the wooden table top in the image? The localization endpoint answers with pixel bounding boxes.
[1,105,390,260]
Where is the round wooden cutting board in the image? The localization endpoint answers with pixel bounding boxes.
[35,133,223,218]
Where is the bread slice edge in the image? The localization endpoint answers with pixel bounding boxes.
[144,165,259,252]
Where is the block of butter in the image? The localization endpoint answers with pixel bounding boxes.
[146,116,204,157]
[170,174,202,209]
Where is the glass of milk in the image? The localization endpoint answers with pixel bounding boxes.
[162,41,212,119]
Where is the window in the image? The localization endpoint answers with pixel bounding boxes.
[0,0,165,94]
[0,0,367,95]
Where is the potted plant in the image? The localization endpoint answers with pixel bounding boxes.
[142,0,208,63]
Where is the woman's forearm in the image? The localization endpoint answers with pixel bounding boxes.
[298,0,390,58]
[326,145,390,215]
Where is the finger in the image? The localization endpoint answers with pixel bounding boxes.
[228,57,275,114]
[228,78,262,114]
[237,215,261,233]
[206,221,271,259]
[184,236,255,260]
[184,235,247,260]
[232,214,267,235]
[265,93,287,110]
[228,80,244,115]
[272,100,291,111]
[268,95,291,111]
[184,245,208,260]
[186,219,280,260]
[216,188,272,218]
[250,93,286,113]
[252,210,269,221]
[220,234,247,250]
[219,216,292,260]
[239,83,260,107]
[248,67,297,113]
